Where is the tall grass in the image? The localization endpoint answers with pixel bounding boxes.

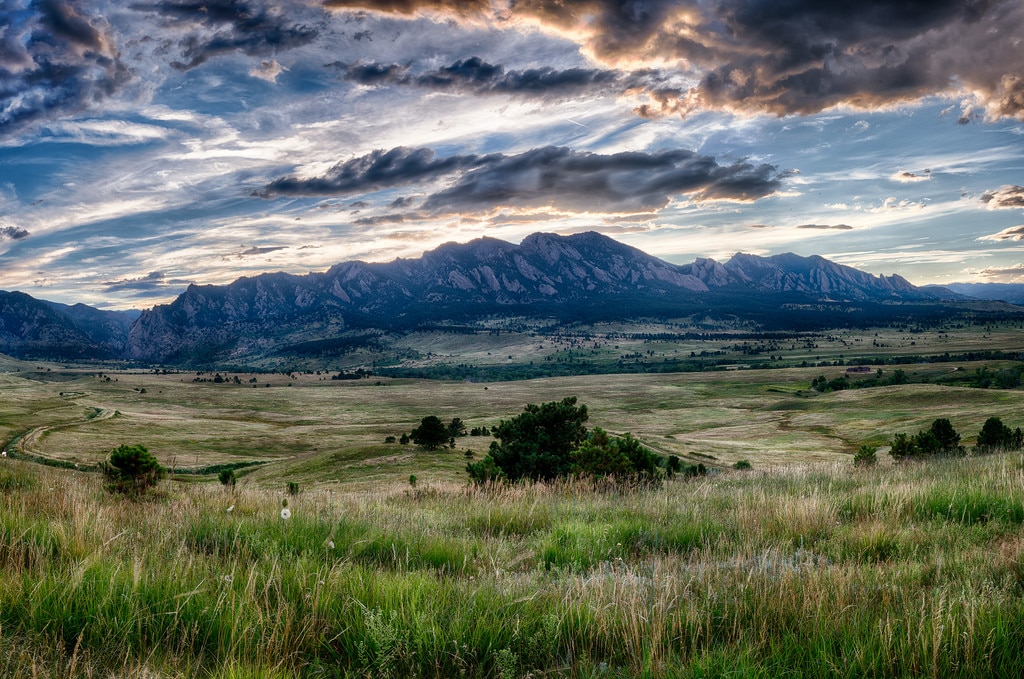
[3,455,1024,677]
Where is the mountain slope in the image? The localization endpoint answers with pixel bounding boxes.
[0,291,136,359]
[126,231,944,364]
[940,283,1024,305]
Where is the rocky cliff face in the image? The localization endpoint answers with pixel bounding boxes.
[125,231,940,364]
[718,252,928,301]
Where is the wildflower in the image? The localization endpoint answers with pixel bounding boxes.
[2,450,7,457]
[227,505,234,513]
[326,539,335,550]
[280,507,291,520]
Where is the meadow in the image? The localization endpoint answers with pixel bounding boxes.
[2,329,1024,677]
[4,452,1024,677]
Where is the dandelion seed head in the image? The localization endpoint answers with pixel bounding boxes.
[326,540,335,550]
[280,507,291,520]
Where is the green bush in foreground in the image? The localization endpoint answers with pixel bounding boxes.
[99,444,164,495]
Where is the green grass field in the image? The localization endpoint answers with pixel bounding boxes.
[4,453,1024,677]
[2,338,1024,677]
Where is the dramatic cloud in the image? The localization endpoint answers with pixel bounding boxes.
[978,263,1024,282]
[337,56,656,101]
[263,145,788,214]
[796,224,854,230]
[137,0,321,70]
[0,0,129,137]
[262,147,494,197]
[0,226,30,240]
[326,0,1024,119]
[981,185,1024,209]
[978,225,1024,242]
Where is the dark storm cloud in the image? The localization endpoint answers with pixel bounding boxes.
[0,0,130,137]
[322,0,491,16]
[796,224,854,231]
[262,146,495,197]
[338,56,648,100]
[981,185,1024,209]
[419,146,787,213]
[0,226,31,240]
[264,145,788,213]
[136,0,321,70]
[325,0,1024,119]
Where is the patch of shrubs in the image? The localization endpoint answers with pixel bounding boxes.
[465,397,705,486]
[889,418,964,462]
[100,444,165,495]
[888,416,1023,462]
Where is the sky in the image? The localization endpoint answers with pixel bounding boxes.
[1,0,1024,310]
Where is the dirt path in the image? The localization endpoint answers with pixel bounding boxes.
[14,406,116,457]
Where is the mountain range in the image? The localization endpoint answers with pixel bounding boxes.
[1,231,1019,366]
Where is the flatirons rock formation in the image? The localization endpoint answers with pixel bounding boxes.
[124,231,941,364]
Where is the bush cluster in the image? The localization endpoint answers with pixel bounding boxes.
[888,417,1023,463]
[392,417,473,449]
[466,397,676,485]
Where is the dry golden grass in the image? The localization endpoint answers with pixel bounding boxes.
[3,358,1023,486]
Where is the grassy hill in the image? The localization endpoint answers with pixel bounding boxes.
[3,452,1024,677]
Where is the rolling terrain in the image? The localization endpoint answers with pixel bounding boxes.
[2,312,1024,678]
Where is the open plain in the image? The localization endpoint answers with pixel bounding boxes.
[2,323,1024,677]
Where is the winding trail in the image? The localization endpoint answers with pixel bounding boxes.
[11,406,116,460]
